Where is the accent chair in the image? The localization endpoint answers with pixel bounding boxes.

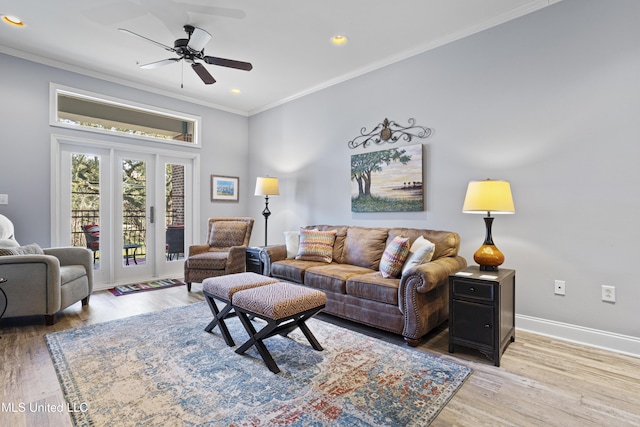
[184,217,254,292]
[0,214,93,325]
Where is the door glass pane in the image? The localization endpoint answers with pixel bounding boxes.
[165,163,185,262]
[122,159,146,267]
[71,154,101,270]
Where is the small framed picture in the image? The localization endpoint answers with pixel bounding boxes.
[211,175,239,202]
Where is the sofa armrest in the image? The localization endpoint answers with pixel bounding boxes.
[258,244,287,276]
[400,255,468,294]
[398,255,467,342]
[188,244,210,257]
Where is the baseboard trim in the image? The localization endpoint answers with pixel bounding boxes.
[516,314,640,358]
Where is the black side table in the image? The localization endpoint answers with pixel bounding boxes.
[448,266,515,367]
[245,247,264,274]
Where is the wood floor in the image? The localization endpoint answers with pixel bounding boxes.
[2,283,639,427]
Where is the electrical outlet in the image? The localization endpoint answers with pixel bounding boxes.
[0,194,7,205]
[602,285,616,303]
[555,280,566,295]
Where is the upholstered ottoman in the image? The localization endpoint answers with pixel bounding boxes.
[202,272,279,346]
[232,282,327,373]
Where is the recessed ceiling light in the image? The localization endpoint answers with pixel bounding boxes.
[331,35,348,46]
[2,15,24,27]
[230,88,241,94]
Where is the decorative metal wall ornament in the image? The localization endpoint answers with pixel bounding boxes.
[348,118,432,149]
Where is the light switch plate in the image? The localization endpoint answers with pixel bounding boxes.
[0,194,8,205]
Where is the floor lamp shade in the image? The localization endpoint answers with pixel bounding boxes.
[462,180,515,271]
[255,177,279,247]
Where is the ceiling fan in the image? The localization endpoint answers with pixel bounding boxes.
[118,25,252,85]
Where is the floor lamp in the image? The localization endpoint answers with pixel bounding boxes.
[254,176,279,246]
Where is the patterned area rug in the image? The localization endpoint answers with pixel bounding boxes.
[108,278,186,296]
[45,302,472,426]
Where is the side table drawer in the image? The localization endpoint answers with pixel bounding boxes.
[452,279,494,301]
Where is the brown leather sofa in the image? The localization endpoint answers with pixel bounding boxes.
[261,225,467,346]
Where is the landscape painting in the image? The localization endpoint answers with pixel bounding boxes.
[211,175,239,202]
[351,144,424,212]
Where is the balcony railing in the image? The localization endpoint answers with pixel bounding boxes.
[72,209,184,259]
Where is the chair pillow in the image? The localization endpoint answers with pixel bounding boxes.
[284,230,300,259]
[379,236,410,278]
[209,221,248,248]
[401,236,436,275]
[295,229,337,263]
[0,243,45,256]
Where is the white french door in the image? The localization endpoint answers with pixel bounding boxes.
[53,136,198,289]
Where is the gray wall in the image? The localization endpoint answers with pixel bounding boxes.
[0,53,250,245]
[249,0,640,345]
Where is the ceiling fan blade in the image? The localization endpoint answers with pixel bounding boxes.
[191,63,216,84]
[187,27,212,52]
[118,28,176,52]
[140,58,180,69]
[203,56,253,71]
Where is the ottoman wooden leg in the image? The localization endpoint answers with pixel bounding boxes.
[234,305,325,374]
[203,291,236,347]
[236,311,281,374]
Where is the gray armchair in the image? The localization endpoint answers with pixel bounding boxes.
[0,214,93,325]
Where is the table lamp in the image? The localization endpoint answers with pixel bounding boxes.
[462,179,515,271]
[254,176,279,246]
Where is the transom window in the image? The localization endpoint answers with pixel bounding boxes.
[50,84,200,146]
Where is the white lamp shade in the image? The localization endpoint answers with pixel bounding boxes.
[462,180,515,214]
[254,176,280,196]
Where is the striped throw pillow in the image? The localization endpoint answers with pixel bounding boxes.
[295,229,337,263]
[379,236,410,278]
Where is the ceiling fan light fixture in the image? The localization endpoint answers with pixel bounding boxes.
[2,15,24,27]
[331,35,348,46]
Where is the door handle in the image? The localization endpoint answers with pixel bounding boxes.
[150,206,155,224]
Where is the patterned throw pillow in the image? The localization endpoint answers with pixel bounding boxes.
[0,243,45,256]
[401,236,436,275]
[295,229,337,263]
[379,236,411,278]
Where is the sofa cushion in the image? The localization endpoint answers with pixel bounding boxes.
[0,243,44,256]
[346,272,400,305]
[388,228,460,260]
[208,221,247,248]
[295,229,337,263]
[343,227,388,270]
[304,263,375,294]
[401,236,436,275]
[379,236,410,278]
[271,259,325,283]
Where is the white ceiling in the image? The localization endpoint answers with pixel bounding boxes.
[0,0,557,116]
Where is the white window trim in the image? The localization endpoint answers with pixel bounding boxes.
[49,83,202,148]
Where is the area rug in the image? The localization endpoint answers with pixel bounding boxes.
[108,278,186,296]
[45,302,472,426]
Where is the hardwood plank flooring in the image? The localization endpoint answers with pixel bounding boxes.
[1,282,639,427]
